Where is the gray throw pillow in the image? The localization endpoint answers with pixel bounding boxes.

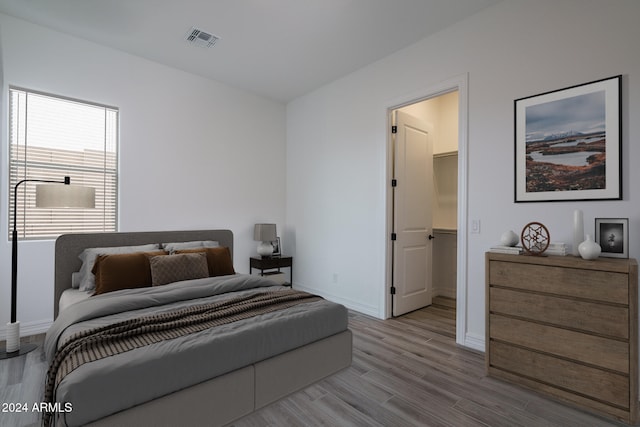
[149,252,209,286]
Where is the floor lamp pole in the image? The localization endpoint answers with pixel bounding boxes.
[11,226,18,324]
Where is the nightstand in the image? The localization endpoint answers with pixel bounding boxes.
[250,257,293,287]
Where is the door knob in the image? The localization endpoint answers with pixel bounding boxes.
[428,234,435,240]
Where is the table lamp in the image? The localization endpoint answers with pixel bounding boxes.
[253,223,277,258]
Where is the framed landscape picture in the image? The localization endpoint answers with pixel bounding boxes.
[595,218,628,258]
[514,75,622,202]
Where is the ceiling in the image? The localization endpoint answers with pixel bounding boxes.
[0,0,500,102]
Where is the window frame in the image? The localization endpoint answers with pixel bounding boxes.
[8,86,119,241]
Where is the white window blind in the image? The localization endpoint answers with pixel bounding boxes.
[9,87,118,240]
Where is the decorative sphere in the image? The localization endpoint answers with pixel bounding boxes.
[500,230,519,247]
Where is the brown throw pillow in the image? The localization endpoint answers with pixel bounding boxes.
[175,246,235,277]
[149,252,209,286]
[92,251,167,295]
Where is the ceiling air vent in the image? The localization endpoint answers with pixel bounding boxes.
[185,27,219,48]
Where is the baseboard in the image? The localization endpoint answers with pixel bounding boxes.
[0,319,51,341]
[432,288,456,299]
[293,283,380,318]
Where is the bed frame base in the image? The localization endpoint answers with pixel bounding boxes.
[85,330,352,427]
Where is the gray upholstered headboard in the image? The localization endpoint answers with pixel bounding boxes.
[54,229,233,318]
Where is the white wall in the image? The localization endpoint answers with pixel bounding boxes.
[0,14,287,337]
[400,91,459,155]
[400,92,459,230]
[438,92,459,155]
[286,0,640,348]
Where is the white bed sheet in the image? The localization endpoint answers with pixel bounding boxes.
[59,288,92,313]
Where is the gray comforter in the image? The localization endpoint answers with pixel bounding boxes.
[44,274,348,426]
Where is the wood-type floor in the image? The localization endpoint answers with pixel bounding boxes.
[0,302,629,427]
[234,302,627,427]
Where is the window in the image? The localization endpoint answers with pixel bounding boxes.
[9,87,118,240]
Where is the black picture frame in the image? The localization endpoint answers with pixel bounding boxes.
[595,218,628,258]
[514,75,622,202]
[271,237,281,257]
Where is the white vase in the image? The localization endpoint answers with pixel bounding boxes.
[578,234,601,260]
[572,209,584,256]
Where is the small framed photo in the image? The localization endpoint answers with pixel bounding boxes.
[271,237,281,257]
[514,75,622,202]
[595,218,628,258]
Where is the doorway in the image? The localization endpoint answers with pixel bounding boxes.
[390,91,458,318]
[385,75,468,346]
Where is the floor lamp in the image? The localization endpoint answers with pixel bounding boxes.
[1,176,95,359]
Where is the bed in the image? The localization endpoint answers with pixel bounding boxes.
[46,229,352,427]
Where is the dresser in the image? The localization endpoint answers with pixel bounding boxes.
[485,252,638,423]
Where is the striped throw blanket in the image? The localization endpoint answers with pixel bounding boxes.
[43,289,321,427]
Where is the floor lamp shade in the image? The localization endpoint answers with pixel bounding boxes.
[36,184,95,208]
[3,176,95,359]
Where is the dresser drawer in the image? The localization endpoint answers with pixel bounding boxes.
[489,314,629,373]
[490,341,629,409]
[489,261,628,304]
[489,287,629,339]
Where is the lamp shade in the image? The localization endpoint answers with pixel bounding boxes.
[254,223,276,242]
[36,184,95,208]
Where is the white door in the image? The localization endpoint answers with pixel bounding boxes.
[392,110,433,316]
